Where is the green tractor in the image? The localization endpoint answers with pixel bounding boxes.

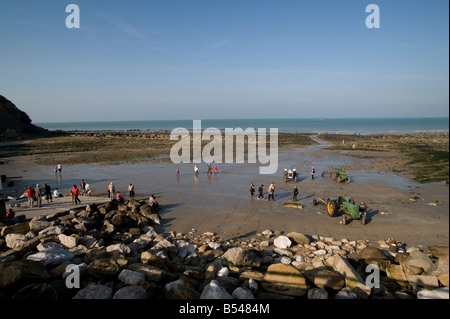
[321,168,350,183]
[313,194,367,225]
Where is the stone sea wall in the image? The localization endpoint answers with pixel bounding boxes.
[0,198,448,299]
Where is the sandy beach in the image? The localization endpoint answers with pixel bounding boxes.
[1,133,448,249]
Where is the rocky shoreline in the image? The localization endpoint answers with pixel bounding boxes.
[0,198,448,300]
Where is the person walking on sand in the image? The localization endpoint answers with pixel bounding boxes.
[268,183,275,201]
[71,185,81,205]
[80,179,86,196]
[176,168,180,176]
[34,184,42,207]
[26,186,35,207]
[194,164,199,175]
[85,181,92,196]
[250,183,255,197]
[258,184,264,200]
[293,185,299,201]
[311,167,315,180]
[128,183,135,198]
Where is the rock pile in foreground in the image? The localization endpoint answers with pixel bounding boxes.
[0,199,448,299]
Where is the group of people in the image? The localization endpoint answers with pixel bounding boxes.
[70,179,94,205]
[79,179,92,196]
[106,182,136,202]
[176,164,221,177]
[250,182,300,202]
[25,183,60,208]
[249,166,317,203]
[106,181,159,211]
[249,182,277,201]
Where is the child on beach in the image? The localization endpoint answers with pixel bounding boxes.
[7,208,15,220]
[116,191,125,203]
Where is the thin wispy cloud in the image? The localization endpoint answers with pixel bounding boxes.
[82,2,164,50]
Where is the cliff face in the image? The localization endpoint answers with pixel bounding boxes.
[0,95,52,140]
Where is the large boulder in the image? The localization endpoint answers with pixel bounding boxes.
[73,284,113,299]
[88,258,122,279]
[403,250,435,275]
[304,268,345,291]
[113,285,147,299]
[26,248,74,266]
[222,247,261,267]
[325,255,371,298]
[0,260,50,289]
[287,232,310,245]
[164,279,201,299]
[262,264,309,297]
[274,236,292,249]
[200,280,233,299]
[357,247,392,272]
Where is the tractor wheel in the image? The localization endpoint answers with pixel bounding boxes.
[342,215,347,225]
[327,200,338,217]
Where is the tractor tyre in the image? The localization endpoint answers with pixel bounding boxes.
[327,200,339,217]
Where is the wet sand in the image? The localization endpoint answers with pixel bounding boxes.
[1,136,448,248]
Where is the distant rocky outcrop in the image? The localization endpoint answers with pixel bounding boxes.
[0,95,54,140]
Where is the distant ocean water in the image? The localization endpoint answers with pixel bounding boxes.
[36,117,449,135]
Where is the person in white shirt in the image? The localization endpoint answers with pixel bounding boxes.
[53,188,62,198]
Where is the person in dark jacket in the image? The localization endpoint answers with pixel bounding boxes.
[258,184,264,200]
[43,183,53,203]
[293,185,299,201]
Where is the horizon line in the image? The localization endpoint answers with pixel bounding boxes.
[35,116,450,124]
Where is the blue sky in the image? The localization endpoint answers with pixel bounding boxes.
[0,0,448,122]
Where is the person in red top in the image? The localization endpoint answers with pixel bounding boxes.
[7,208,15,219]
[71,185,81,205]
[26,186,35,207]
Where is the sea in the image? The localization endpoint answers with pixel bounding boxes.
[36,117,449,135]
